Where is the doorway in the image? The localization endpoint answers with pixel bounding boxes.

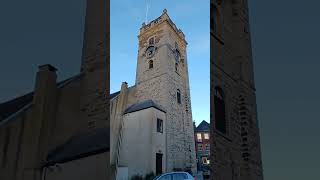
[156,153,163,175]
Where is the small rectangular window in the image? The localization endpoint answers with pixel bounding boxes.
[205,144,210,150]
[177,89,181,104]
[204,133,209,140]
[214,88,227,134]
[157,118,163,133]
[196,133,202,142]
[149,37,154,45]
[149,60,153,69]
[198,144,203,151]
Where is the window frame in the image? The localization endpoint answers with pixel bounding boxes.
[149,60,154,69]
[205,144,210,151]
[149,37,155,45]
[196,133,202,142]
[204,133,209,140]
[177,89,181,104]
[157,118,163,133]
[214,86,227,135]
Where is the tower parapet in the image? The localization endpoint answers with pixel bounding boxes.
[139,9,186,44]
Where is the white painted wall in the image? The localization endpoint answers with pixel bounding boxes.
[119,107,166,178]
[117,167,129,180]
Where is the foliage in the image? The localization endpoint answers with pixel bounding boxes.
[131,174,143,180]
[131,172,156,180]
[144,172,155,180]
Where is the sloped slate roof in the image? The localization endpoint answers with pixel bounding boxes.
[45,128,109,166]
[0,92,34,122]
[110,85,136,100]
[110,91,120,99]
[0,74,82,124]
[123,99,166,114]
[196,120,210,132]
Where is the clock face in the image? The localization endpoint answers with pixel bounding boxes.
[146,46,155,58]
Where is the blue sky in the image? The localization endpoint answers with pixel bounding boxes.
[110,0,210,125]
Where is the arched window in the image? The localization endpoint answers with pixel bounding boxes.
[149,37,155,45]
[149,60,153,69]
[175,49,181,63]
[175,63,178,72]
[177,89,181,104]
[214,87,226,134]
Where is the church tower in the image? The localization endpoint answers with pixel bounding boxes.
[79,0,108,130]
[212,0,264,180]
[135,9,196,173]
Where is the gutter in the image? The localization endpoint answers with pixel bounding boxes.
[0,103,33,127]
[42,166,47,180]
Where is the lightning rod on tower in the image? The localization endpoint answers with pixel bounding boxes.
[145,0,151,24]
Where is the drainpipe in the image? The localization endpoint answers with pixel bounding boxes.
[42,167,47,180]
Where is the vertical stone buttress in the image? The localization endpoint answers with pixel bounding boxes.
[110,82,128,179]
[135,10,196,173]
[80,0,109,130]
[110,82,128,165]
[22,65,57,180]
[211,0,263,180]
[233,0,264,179]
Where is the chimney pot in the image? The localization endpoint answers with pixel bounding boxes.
[38,64,57,72]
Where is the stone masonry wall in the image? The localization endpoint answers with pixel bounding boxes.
[79,0,108,130]
[211,0,263,180]
[135,11,196,173]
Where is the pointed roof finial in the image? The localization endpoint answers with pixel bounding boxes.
[163,9,167,14]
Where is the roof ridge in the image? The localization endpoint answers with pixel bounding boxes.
[45,128,109,166]
[123,99,166,114]
[0,73,82,126]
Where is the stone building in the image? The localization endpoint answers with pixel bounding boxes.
[211,0,264,180]
[110,9,197,179]
[0,0,109,180]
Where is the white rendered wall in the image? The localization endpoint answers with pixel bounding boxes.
[119,108,166,178]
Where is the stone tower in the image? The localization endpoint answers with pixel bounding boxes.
[211,0,264,180]
[135,9,196,173]
[79,0,108,130]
